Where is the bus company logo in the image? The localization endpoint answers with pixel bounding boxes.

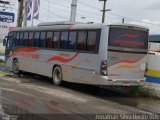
[11,48,40,59]
[12,52,40,59]
[114,34,144,46]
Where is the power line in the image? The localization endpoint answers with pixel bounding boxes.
[109,12,160,26]
[78,1,100,10]
[77,1,160,26]
[42,0,160,26]
[42,0,125,23]
[42,0,101,21]
[43,0,102,17]
[41,6,69,20]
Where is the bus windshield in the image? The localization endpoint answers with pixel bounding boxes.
[108,27,148,49]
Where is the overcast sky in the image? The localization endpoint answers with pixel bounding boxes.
[6,0,160,34]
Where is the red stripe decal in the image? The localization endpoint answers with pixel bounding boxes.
[113,59,139,64]
[47,53,79,63]
[15,48,39,53]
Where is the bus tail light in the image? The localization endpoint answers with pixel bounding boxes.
[100,60,108,76]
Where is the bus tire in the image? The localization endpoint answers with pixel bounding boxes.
[12,59,20,74]
[52,66,63,85]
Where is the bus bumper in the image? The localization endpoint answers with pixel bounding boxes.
[97,76,146,86]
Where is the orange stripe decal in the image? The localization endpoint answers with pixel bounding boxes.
[47,52,80,63]
[111,65,139,71]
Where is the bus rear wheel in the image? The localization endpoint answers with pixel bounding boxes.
[52,66,62,85]
[12,59,20,74]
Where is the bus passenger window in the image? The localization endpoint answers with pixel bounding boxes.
[6,32,14,49]
[19,32,24,46]
[53,32,60,49]
[87,31,97,51]
[13,32,16,46]
[27,32,34,46]
[33,32,40,47]
[46,32,53,48]
[60,32,69,49]
[77,31,87,51]
[23,32,29,46]
[15,32,20,46]
[39,32,46,47]
[68,31,76,50]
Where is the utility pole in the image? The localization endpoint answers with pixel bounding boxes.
[99,0,110,23]
[23,0,28,27]
[31,0,34,26]
[70,0,78,22]
[17,0,24,27]
[122,18,125,23]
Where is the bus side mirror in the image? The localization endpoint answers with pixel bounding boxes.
[3,36,7,46]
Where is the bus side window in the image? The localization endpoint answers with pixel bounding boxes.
[39,32,46,47]
[87,31,97,52]
[46,32,53,48]
[33,32,40,47]
[19,32,24,46]
[28,32,34,46]
[13,32,16,46]
[6,32,14,49]
[77,31,87,51]
[15,32,20,46]
[23,32,29,46]
[53,32,60,49]
[68,31,76,50]
[60,31,69,49]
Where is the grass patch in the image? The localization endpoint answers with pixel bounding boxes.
[0,71,9,75]
[0,58,4,63]
[108,86,153,97]
[124,86,155,97]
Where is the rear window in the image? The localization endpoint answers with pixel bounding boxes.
[109,28,148,49]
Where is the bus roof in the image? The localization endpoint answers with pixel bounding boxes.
[11,22,149,32]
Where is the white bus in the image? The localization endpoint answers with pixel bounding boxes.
[147,34,160,79]
[4,22,149,86]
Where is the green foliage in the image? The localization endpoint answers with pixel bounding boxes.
[0,58,4,63]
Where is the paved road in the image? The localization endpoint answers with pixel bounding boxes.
[0,64,160,120]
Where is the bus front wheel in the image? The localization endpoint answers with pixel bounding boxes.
[12,59,20,74]
[52,66,63,85]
